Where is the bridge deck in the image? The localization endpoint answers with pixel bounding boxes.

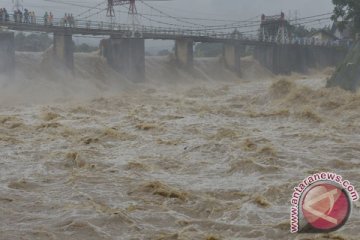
[0,15,351,47]
[0,17,271,45]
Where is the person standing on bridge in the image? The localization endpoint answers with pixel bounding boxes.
[2,9,6,22]
[29,11,33,24]
[24,9,29,24]
[69,14,74,27]
[64,13,68,27]
[48,12,53,26]
[18,9,23,23]
[4,9,9,22]
[31,11,36,24]
[28,10,32,24]
[13,10,17,23]
[44,12,48,25]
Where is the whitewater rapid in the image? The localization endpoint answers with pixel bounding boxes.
[0,52,359,240]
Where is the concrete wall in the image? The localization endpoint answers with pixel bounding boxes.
[0,32,15,74]
[102,37,145,82]
[254,45,276,73]
[53,33,74,70]
[223,43,242,76]
[326,41,360,91]
[254,45,301,74]
[254,44,348,75]
[175,39,193,68]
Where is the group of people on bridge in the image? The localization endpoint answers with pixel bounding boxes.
[62,13,75,27]
[43,12,75,27]
[0,8,9,22]
[0,8,76,28]
[43,12,54,25]
[0,8,37,24]
[13,9,36,24]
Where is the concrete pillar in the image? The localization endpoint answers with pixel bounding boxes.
[53,32,74,70]
[254,45,291,75]
[175,39,193,68]
[104,37,145,82]
[0,32,15,74]
[273,45,292,74]
[99,38,110,59]
[223,43,241,76]
[292,45,307,73]
[254,45,275,73]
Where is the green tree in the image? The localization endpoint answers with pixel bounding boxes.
[194,43,222,57]
[74,43,98,53]
[157,49,170,56]
[289,25,310,38]
[331,0,360,33]
[327,1,360,91]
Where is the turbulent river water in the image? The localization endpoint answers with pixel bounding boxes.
[0,52,359,240]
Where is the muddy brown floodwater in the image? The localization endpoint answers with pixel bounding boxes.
[0,54,360,240]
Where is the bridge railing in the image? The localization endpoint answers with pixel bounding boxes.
[0,13,354,47]
[0,13,261,40]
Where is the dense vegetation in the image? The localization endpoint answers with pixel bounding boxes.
[74,43,98,53]
[332,0,360,33]
[290,25,332,38]
[194,43,223,57]
[327,0,360,91]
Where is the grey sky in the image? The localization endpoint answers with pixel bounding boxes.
[1,0,334,22]
[153,0,333,19]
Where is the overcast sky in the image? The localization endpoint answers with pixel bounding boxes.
[0,0,334,21]
[151,0,334,19]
